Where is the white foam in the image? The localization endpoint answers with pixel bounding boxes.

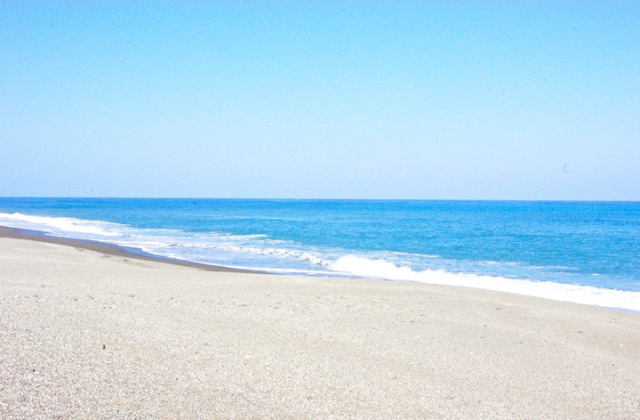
[329,255,640,312]
[0,212,122,237]
[211,245,330,267]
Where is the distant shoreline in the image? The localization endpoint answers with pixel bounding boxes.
[0,225,251,273]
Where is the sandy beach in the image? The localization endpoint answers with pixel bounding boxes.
[1,229,639,419]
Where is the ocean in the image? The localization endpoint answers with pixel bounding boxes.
[1,198,639,311]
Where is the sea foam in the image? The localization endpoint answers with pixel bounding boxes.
[329,255,640,312]
[0,212,122,237]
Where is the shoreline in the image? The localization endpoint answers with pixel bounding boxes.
[1,234,640,418]
[2,225,639,314]
[0,225,251,273]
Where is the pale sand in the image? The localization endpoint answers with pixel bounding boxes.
[1,236,639,419]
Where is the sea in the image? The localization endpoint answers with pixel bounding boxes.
[1,198,639,311]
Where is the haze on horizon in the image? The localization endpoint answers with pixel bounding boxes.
[1,2,639,200]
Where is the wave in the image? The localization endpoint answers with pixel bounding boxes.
[2,212,639,312]
[0,212,124,237]
[328,255,640,312]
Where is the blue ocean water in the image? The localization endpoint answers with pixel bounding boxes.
[1,198,639,311]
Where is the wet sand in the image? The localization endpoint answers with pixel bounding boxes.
[1,229,639,419]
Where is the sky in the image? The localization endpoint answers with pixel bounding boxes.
[1,1,639,200]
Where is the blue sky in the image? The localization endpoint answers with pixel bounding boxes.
[1,1,639,200]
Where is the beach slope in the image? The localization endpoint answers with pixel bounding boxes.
[1,236,639,419]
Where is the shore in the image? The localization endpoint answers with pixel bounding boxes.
[1,229,639,419]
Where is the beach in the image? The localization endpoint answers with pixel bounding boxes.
[1,230,639,419]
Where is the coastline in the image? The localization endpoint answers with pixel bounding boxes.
[0,225,250,273]
[1,232,640,418]
[3,223,638,314]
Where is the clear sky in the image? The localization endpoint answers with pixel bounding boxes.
[1,1,639,200]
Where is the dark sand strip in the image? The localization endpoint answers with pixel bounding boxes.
[0,225,249,273]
